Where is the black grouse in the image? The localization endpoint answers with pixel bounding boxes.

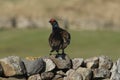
[49,18,71,55]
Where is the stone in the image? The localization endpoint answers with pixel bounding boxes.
[0,77,26,80]
[64,69,83,80]
[28,74,41,80]
[85,57,99,69]
[110,58,120,80]
[0,56,26,77]
[43,58,56,72]
[76,67,93,80]
[102,79,110,80]
[99,56,113,70]
[52,71,65,80]
[52,74,64,80]
[0,64,3,76]
[57,70,66,76]
[25,56,40,60]
[72,58,84,70]
[93,68,111,79]
[41,72,54,80]
[22,58,45,76]
[50,54,72,70]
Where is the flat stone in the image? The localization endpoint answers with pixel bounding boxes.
[41,72,54,80]
[76,67,93,80]
[22,58,45,76]
[102,79,110,80]
[110,58,120,80]
[99,56,113,70]
[85,57,99,69]
[52,74,64,80]
[64,69,83,80]
[0,56,26,77]
[72,58,84,70]
[0,77,26,80]
[28,74,41,80]
[50,54,72,70]
[0,64,3,76]
[43,58,56,72]
[93,68,111,79]
[57,70,66,76]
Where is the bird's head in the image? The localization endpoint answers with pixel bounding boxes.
[49,18,59,28]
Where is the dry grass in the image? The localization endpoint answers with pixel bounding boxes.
[0,0,120,30]
[0,0,120,20]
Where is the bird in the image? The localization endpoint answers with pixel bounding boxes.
[49,18,71,55]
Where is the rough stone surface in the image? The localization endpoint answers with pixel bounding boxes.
[99,56,113,70]
[52,74,64,80]
[28,74,41,80]
[85,57,99,69]
[0,56,26,77]
[102,79,110,80]
[22,58,45,76]
[93,68,111,79]
[0,64,3,76]
[57,70,66,76]
[43,58,56,72]
[0,77,26,80]
[72,58,84,70]
[41,72,54,80]
[110,58,120,80]
[64,69,83,80]
[76,67,93,80]
[50,54,72,69]
[0,55,119,80]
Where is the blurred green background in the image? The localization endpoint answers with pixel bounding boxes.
[0,0,120,61]
[0,28,120,61]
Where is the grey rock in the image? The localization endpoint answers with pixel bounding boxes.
[50,54,72,69]
[72,58,84,70]
[99,56,113,70]
[93,68,111,79]
[85,57,99,69]
[102,79,110,80]
[64,69,83,80]
[22,58,45,76]
[76,67,93,80]
[57,70,66,76]
[0,77,26,80]
[0,56,26,77]
[28,74,41,80]
[43,58,56,72]
[41,72,54,80]
[52,74,64,80]
[0,64,3,76]
[110,58,120,80]
[52,71,65,80]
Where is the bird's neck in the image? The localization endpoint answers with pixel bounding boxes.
[52,24,59,31]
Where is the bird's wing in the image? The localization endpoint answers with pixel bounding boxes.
[49,32,62,49]
[60,29,71,45]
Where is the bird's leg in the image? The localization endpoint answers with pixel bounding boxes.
[56,50,59,54]
[62,49,65,55]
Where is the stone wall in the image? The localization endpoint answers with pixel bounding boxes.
[0,16,120,31]
[0,54,119,80]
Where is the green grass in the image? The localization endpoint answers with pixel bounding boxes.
[0,28,120,61]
